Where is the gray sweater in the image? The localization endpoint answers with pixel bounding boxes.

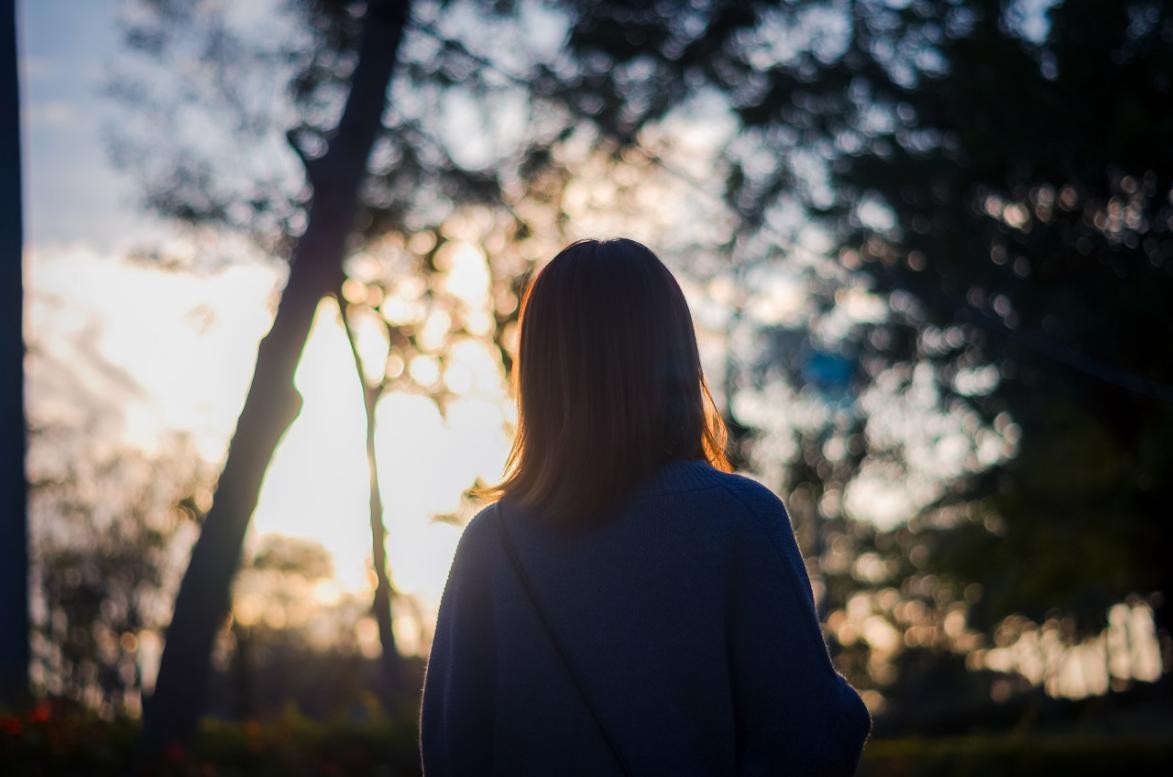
[419,458,871,775]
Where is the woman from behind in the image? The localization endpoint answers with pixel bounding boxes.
[420,238,871,776]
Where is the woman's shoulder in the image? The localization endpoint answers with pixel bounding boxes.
[448,502,503,567]
[711,468,789,519]
[673,461,788,510]
[652,461,794,538]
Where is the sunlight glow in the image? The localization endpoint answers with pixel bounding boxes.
[252,299,372,592]
[973,603,1163,698]
[440,242,491,305]
[252,297,514,652]
[27,244,278,463]
[30,246,514,658]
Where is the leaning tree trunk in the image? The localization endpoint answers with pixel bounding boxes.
[142,0,411,751]
[0,0,29,710]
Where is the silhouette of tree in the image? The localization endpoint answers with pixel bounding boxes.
[138,0,414,752]
[727,0,1173,645]
[0,0,29,710]
[29,435,209,718]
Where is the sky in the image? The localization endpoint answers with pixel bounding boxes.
[19,0,168,251]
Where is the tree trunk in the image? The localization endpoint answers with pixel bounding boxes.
[0,0,29,710]
[142,0,411,750]
[337,299,405,710]
[363,385,404,708]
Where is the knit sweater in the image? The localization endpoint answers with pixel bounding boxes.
[419,458,872,776]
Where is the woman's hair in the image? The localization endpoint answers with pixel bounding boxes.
[486,237,730,527]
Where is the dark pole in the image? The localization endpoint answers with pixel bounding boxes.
[0,0,30,709]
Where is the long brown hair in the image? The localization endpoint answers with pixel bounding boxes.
[486,238,730,527]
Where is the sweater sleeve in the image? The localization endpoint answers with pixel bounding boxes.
[722,479,871,776]
[419,509,496,776]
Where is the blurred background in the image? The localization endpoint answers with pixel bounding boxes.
[2,0,1172,773]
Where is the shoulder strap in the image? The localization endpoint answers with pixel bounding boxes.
[494,502,633,777]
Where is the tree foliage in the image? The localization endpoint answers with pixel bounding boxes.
[29,435,209,717]
[569,0,1171,608]
[112,0,1172,723]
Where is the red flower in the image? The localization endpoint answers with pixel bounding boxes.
[28,702,51,724]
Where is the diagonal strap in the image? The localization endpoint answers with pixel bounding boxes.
[494,502,633,777]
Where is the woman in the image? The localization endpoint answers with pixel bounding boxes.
[419,238,871,776]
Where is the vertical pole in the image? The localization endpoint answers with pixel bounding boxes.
[0,0,30,709]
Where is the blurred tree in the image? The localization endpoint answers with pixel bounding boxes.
[29,433,209,718]
[727,0,1173,645]
[28,433,391,722]
[0,0,29,710]
[137,0,414,751]
[544,0,1173,687]
[227,534,349,720]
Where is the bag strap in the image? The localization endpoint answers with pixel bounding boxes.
[494,502,633,777]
